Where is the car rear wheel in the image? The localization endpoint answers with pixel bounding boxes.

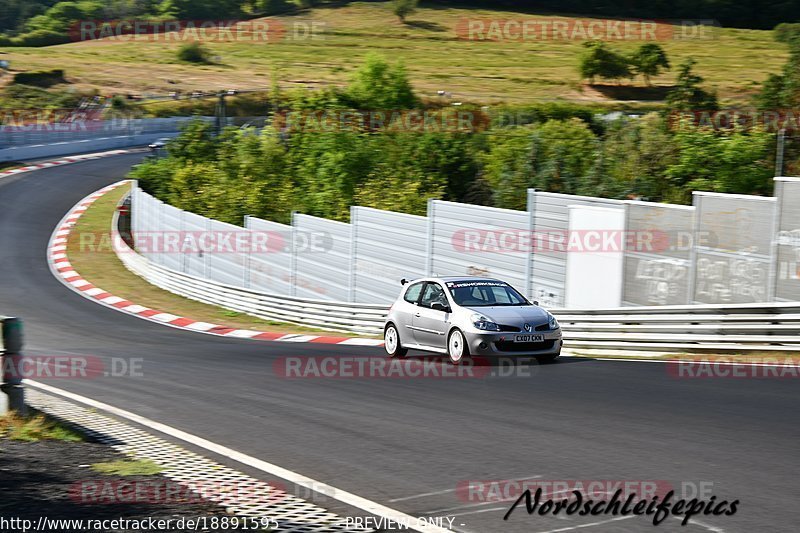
[384,324,407,358]
[447,329,469,365]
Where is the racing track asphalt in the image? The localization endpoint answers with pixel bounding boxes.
[0,153,798,532]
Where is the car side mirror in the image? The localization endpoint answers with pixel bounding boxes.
[431,302,450,313]
[533,301,539,306]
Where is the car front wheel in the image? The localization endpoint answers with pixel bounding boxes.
[447,329,469,365]
[384,324,407,358]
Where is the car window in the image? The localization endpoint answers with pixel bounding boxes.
[447,281,528,307]
[420,283,448,309]
[403,282,424,304]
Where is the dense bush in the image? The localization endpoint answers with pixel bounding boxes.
[0,83,85,110]
[176,42,212,64]
[131,111,777,225]
[12,69,66,87]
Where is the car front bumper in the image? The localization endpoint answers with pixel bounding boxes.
[464,329,563,356]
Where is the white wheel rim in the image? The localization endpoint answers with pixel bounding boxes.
[449,332,464,362]
[385,327,398,354]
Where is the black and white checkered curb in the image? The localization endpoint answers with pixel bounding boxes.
[27,389,370,533]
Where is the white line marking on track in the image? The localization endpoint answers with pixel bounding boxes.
[447,507,506,517]
[390,474,542,503]
[24,380,453,533]
[561,355,800,369]
[533,515,636,533]
[675,516,726,532]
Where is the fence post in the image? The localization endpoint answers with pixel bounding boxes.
[349,207,358,303]
[1,317,26,416]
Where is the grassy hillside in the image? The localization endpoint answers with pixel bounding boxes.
[0,2,787,106]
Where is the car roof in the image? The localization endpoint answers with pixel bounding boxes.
[407,276,506,284]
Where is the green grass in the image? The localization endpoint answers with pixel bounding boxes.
[68,183,377,337]
[91,458,164,476]
[0,413,84,442]
[0,2,786,106]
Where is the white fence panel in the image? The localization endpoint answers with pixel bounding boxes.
[293,213,351,302]
[182,211,209,279]
[159,202,183,272]
[245,215,293,296]
[528,191,624,307]
[351,207,428,304]
[565,205,626,308]
[205,219,247,289]
[774,178,800,301]
[692,192,776,304]
[623,201,695,306]
[428,200,531,296]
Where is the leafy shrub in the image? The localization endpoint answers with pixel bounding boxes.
[12,68,66,87]
[177,42,212,64]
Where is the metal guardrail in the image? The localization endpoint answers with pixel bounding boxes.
[113,192,800,350]
[552,303,800,352]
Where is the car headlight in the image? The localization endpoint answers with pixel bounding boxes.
[471,313,500,331]
[548,313,560,330]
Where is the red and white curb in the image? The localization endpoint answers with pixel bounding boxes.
[47,180,385,347]
[0,149,131,179]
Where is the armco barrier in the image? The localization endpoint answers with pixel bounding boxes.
[115,191,800,349]
[0,117,215,162]
[555,302,800,352]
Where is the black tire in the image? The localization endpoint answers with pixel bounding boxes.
[384,323,408,358]
[537,352,560,364]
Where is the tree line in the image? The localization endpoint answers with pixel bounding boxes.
[130,52,780,226]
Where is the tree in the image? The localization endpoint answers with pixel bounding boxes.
[481,127,535,210]
[756,35,800,110]
[177,42,212,64]
[665,125,774,203]
[578,41,632,84]
[630,43,670,85]
[346,53,417,109]
[392,0,418,23]
[666,58,718,112]
[589,113,678,200]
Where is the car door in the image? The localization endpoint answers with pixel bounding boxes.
[396,281,425,345]
[412,282,450,350]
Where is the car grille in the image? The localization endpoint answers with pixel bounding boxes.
[535,323,550,332]
[498,324,521,332]
[494,340,556,352]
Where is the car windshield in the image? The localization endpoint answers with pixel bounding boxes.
[446,281,530,307]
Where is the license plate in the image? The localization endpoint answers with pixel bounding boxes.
[513,334,544,343]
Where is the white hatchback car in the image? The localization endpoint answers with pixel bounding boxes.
[384,277,562,364]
